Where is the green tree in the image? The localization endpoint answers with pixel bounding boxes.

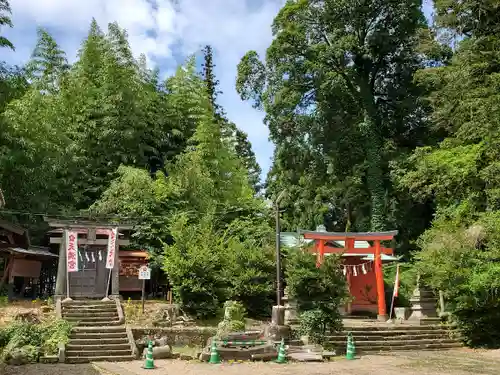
[395,0,500,346]
[286,248,347,343]
[0,0,14,50]
[201,45,262,193]
[25,28,70,93]
[234,129,262,193]
[237,0,430,232]
[433,0,500,37]
[0,31,71,213]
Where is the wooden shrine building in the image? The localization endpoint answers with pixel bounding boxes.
[281,226,399,321]
[45,218,148,300]
[0,219,58,300]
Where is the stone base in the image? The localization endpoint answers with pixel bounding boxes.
[272,305,285,326]
[408,317,441,326]
[377,314,388,322]
[110,294,123,301]
[265,323,291,341]
[54,294,64,303]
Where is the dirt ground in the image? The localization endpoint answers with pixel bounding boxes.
[0,300,47,327]
[2,349,500,375]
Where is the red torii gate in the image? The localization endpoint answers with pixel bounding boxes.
[299,229,398,321]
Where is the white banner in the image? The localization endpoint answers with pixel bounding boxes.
[106,228,118,269]
[66,230,79,272]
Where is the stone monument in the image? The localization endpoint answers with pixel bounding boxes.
[267,304,291,341]
[407,274,440,325]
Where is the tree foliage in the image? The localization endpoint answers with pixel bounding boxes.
[236,0,438,238]
[285,249,347,343]
[0,0,14,50]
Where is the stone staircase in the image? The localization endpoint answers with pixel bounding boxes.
[328,325,462,354]
[62,300,135,363]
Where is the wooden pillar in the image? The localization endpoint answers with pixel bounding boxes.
[346,269,352,314]
[317,239,325,267]
[346,238,355,251]
[374,240,387,321]
[54,234,66,300]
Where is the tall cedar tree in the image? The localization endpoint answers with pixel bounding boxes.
[202,45,262,193]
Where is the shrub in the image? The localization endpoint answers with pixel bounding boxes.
[285,249,348,344]
[164,213,276,319]
[0,318,72,363]
[415,212,500,347]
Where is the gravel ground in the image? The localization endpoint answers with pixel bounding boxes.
[2,349,500,375]
[0,363,101,375]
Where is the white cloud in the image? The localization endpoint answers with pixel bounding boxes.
[4,0,283,178]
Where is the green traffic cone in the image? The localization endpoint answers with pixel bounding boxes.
[346,332,356,360]
[143,340,156,369]
[208,339,221,364]
[275,338,287,364]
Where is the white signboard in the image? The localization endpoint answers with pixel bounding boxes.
[138,266,151,280]
[105,227,118,269]
[66,230,79,272]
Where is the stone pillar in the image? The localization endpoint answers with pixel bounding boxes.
[408,275,439,325]
[267,305,290,342]
[283,287,299,326]
[54,234,66,301]
[110,231,121,300]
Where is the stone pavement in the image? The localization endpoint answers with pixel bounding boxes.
[90,349,500,375]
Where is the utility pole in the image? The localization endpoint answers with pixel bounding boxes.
[275,190,286,306]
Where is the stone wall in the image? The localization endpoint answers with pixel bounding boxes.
[131,326,217,347]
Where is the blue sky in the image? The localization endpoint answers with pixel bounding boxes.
[2,0,434,181]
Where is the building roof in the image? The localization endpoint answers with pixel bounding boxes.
[119,250,148,258]
[300,229,398,240]
[280,232,371,249]
[1,246,58,258]
[333,253,399,261]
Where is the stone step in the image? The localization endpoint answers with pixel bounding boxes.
[63,306,116,312]
[65,316,119,322]
[62,299,116,305]
[66,355,135,364]
[328,333,454,341]
[342,325,446,332]
[69,338,130,345]
[72,326,127,333]
[71,332,128,340]
[339,329,451,336]
[64,311,118,318]
[66,349,132,358]
[67,343,131,351]
[348,343,462,353]
[328,339,459,347]
[63,303,116,309]
[73,320,122,326]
